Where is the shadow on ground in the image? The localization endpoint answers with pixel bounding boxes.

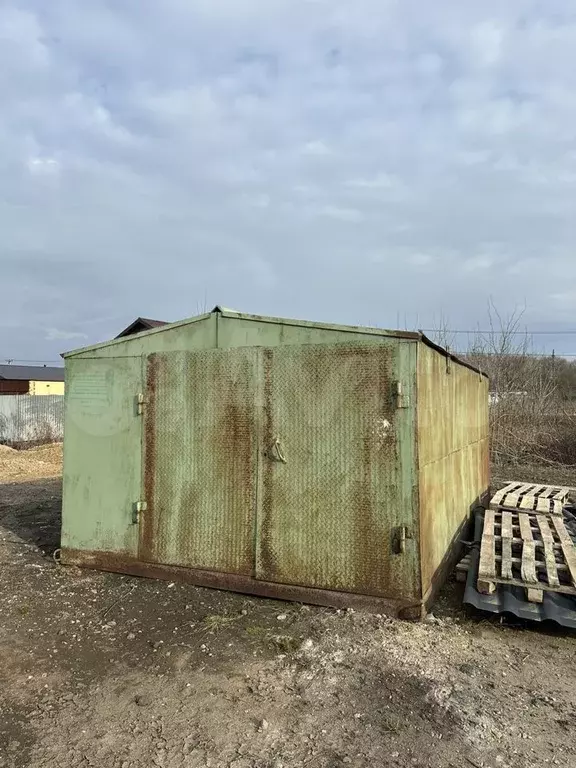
[0,477,62,554]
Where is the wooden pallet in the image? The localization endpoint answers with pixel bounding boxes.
[490,482,572,516]
[477,509,576,603]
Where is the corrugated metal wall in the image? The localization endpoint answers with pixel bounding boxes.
[0,395,64,444]
[139,343,419,599]
[66,311,417,361]
[417,344,489,599]
[140,348,259,573]
[255,342,418,598]
[61,309,490,613]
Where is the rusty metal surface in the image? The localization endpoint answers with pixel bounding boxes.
[66,306,482,370]
[60,548,424,618]
[139,349,258,575]
[417,342,490,595]
[60,305,493,609]
[418,333,488,379]
[140,353,159,559]
[257,343,418,598]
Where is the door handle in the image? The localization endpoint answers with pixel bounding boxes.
[268,438,287,463]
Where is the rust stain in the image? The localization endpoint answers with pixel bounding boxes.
[352,433,380,591]
[136,342,417,601]
[59,548,424,618]
[215,354,256,575]
[146,350,257,575]
[258,347,277,579]
[140,353,159,561]
[258,343,405,596]
[351,351,400,596]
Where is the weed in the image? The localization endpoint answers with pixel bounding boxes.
[269,634,301,653]
[202,614,237,631]
[245,625,268,638]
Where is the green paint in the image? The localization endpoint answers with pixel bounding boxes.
[216,314,406,349]
[65,312,216,360]
[139,348,259,575]
[62,356,143,554]
[395,341,420,596]
[64,308,417,360]
[62,307,488,604]
[254,342,418,598]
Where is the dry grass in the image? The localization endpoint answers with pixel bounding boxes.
[24,443,64,463]
[0,442,63,482]
[488,402,576,468]
[435,301,576,470]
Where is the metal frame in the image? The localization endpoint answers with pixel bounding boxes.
[60,548,425,619]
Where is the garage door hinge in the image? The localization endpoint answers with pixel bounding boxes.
[393,525,413,554]
[395,381,409,408]
[132,500,147,525]
[136,393,147,415]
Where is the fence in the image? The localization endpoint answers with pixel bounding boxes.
[0,395,64,446]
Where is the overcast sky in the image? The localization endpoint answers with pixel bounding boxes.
[2,0,576,362]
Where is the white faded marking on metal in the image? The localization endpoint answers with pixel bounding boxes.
[373,418,391,448]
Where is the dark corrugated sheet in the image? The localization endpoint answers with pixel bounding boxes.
[0,365,65,382]
[418,332,489,379]
[463,510,576,629]
[115,317,168,339]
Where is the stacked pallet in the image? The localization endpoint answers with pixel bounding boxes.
[490,482,570,516]
[475,483,576,603]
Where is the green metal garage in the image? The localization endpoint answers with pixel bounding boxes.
[61,306,489,617]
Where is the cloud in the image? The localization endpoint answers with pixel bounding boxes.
[316,205,364,222]
[345,174,398,190]
[548,291,576,312]
[26,156,60,176]
[300,140,332,156]
[45,328,89,342]
[471,21,506,67]
[2,0,576,359]
[408,253,435,267]
[461,256,495,272]
[242,193,271,208]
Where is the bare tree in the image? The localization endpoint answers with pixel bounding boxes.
[466,300,571,466]
[428,299,575,467]
[428,311,457,352]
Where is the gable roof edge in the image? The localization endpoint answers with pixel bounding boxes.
[63,311,213,358]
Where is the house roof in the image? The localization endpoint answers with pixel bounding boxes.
[115,317,168,338]
[0,365,65,382]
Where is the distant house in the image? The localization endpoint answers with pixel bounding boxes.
[115,317,167,339]
[0,365,65,395]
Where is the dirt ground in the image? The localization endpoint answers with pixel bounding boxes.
[0,446,574,768]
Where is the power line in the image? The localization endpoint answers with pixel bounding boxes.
[6,352,576,365]
[421,328,576,336]
[463,352,576,358]
[2,359,63,365]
